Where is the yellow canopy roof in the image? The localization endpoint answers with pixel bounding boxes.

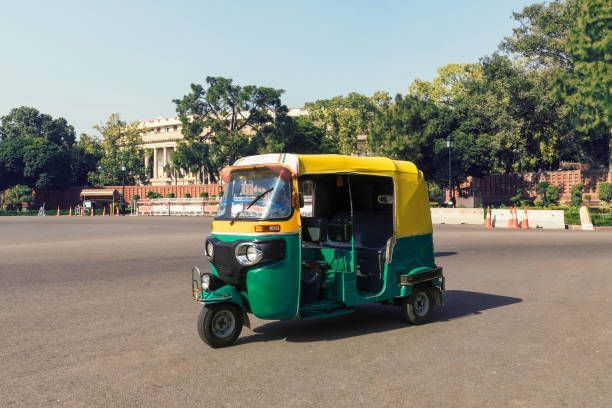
[295,154,418,175]
[233,153,418,176]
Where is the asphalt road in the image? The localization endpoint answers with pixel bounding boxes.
[1,217,611,407]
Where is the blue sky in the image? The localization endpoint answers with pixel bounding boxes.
[0,0,533,136]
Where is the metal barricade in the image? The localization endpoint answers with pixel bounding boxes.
[136,198,219,216]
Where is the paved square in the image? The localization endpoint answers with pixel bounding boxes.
[1,217,610,407]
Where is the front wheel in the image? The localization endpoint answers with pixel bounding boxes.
[401,284,434,325]
[197,303,243,348]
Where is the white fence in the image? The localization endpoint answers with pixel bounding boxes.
[491,209,565,229]
[136,198,220,216]
[430,208,484,225]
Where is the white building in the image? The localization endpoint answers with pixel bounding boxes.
[139,108,307,185]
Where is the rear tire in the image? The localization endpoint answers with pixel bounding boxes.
[197,303,243,348]
[401,284,434,325]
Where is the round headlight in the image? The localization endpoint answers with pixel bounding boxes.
[205,241,214,260]
[246,245,262,262]
[201,273,211,291]
[235,243,263,265]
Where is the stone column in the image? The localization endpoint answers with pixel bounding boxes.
[153,148,158,179]
[163,147,168,179]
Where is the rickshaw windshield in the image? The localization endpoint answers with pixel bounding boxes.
[215,168,292,221]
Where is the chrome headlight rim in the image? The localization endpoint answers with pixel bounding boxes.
[235,242,264,266]
[205,239,214,261]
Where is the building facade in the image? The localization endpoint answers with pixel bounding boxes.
[139,108,307,186]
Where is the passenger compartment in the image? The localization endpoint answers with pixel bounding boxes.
[299,174,394,297]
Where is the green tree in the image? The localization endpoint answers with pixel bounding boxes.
[88,114,149,186]
[409,63,483,105]
[22,138,71,190]
[432,131,494,187]
[0,137,29,189]
[163,161,183,185]
[537,181,550,196]
[0,106,76,150]
[171,141,211,184]
[499,0,610,168]
[570,183,584,206]
[0,137,71,190]
[146,191,162,199]
[70,134,103,186]
[253,116,337,155]
[510,188,524,205]
[1,184,34,211]
[597,182,612,202]
[555,0,611,156]
[447,53,594,173]
[545,185,560,205]
[499,0,580,70]
[173,77,286,181]
[368,94,453,178]
[0,107,79,190]
[305,92,389,155]
[536,181,560,206]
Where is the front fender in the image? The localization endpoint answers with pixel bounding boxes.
[200,284,246,309]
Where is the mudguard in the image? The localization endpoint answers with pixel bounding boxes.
[200,284,246,309]
[399,266,444,298]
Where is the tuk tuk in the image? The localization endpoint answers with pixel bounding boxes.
[192,153,445,348]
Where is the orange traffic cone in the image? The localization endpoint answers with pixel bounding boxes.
[69,207,72,216]
[91,206,94,216]
[57,206,60,216]
[510,206,520,229]
[521,207,530,229]
[116,207,119,216]
[102,206,106,216]
[485,206,493,228]
[81,207,84,216]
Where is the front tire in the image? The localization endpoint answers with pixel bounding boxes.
[197,303,243,348]
[401,284,434,325]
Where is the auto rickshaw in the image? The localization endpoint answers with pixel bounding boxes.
[192,153,445,348]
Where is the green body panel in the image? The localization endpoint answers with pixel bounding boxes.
[200,284,246,308]
[208,232,434,321]
[212,233,301,320]
[300,233,435,315]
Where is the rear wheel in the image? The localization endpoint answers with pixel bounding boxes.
[197,303,243,348]
[401,284,434,325]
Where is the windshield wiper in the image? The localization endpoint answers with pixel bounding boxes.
[230,187,274,225]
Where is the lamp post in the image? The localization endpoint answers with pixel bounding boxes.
[121,165,126,214]
[446,135,454,207]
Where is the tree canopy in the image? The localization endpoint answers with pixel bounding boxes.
[87,114,149,187]
[173,77,288,181]
[0,110,74,191]
[556,0,611,133]
[0,106,76,150]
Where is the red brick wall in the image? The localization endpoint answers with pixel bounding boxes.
[461,170,611,204]
[33,184,224,209]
